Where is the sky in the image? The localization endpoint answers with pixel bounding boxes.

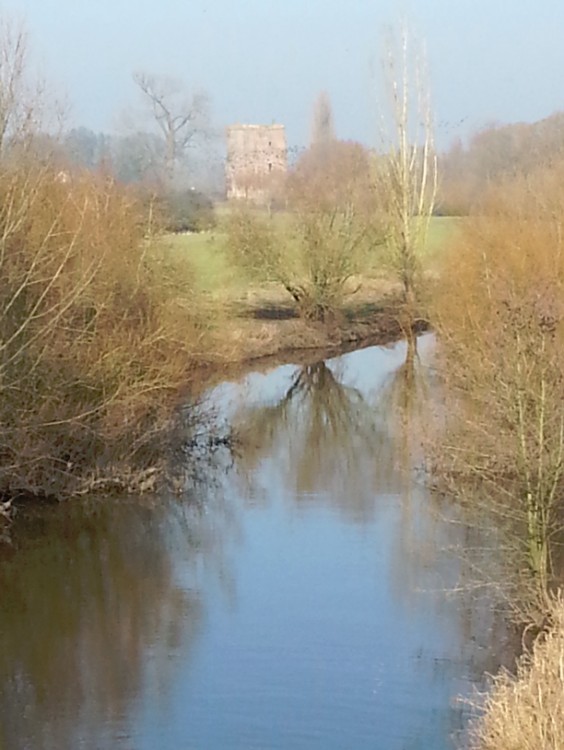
[4,0,564,150]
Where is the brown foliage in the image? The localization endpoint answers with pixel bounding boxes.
[432,165,564,611]
[439,113,564,214]
[0,161,206,501]
[287,140,373,215]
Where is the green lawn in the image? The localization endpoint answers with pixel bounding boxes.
[164,230,239,296]
[426,216,460,254]
[164,215,459,299]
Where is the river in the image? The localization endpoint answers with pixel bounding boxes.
[0,335,513,750]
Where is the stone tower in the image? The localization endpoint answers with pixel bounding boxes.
[226,124,287,203]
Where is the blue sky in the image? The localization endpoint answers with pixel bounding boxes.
[5,0,564,149]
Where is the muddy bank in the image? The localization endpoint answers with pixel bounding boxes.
[198,294,428,386]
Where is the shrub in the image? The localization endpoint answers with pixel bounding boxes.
[0,161,208,501]
[432,164,564,611]
[226,141,381,322]
[160,188,215,233]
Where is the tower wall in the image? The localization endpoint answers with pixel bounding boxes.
[226,124,287,202]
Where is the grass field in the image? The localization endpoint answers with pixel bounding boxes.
[162,215,459,363]
[164,215,459,299]
[165,230,244,296]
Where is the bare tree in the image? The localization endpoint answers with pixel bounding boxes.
[133,72,210,184]
[310,90,335,147]
[377,23,437,348]
[0,17,45,159]
[227,140,378,321]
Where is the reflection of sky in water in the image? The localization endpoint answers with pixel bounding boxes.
[211,333,436,417]
[0,336,506,750]
[327,332,436,396]
[136,495,476,750]
[133,335,488,750]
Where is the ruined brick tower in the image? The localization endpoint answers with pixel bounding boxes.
[226,124,287,202]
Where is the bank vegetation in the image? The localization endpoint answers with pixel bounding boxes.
[467,597,564,750]
[0,157,216,504]
[430,161,564,747]
[433,164,564,617]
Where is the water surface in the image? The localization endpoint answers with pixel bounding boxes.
[0,336,510,749]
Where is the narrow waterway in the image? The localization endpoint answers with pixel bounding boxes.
[0,335,512,750]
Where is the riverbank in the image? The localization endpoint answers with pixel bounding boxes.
[0,335,496,750]
[187,281,429,394]
[467,597,564,750]
[215,288,424,364]
[164,219,449,367]
[0,167,429,514]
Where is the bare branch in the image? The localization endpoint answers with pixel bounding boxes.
[132,71,210,184]
[376,21,438,339]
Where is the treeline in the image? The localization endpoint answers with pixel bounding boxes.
[55,127,223,199]
[48,126,219,233]
[58,127,168,185]
[438,111,564,214]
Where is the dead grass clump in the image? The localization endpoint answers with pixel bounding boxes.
[468,598,564,750]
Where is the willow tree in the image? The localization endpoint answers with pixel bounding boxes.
[227,139,378,321]
[377,24,437,347]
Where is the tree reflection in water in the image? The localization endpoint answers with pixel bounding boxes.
[381,340,518,684]
[234,337,438,518]
[234,359,404,521]
[0,491,230,750]
[0,341,520,750]
[233,338,516,687]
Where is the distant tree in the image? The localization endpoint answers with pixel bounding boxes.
[310,91,336,147]
[111,131,165,184]
[288,139,372,215]
[62,127,110,171]
[227,140,381,321]
[132,72,210,184]
[439,113,564,213]
[376,23,437,349]
[0,16,45,159]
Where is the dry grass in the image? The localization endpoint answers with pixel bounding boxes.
[468,598,564,750]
